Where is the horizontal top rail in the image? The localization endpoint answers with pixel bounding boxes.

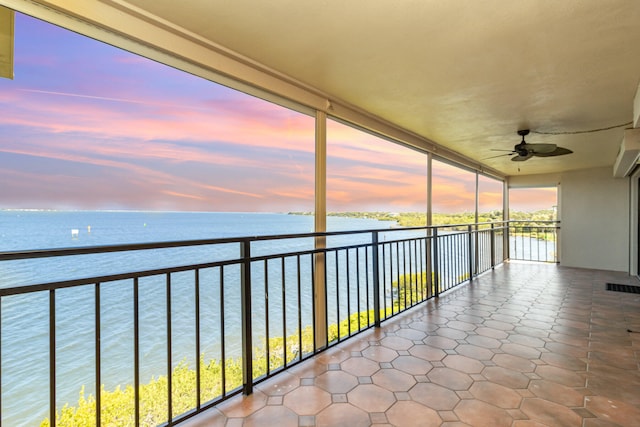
[0,220,553,262]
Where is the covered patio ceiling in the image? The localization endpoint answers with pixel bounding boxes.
[103,0,640,177]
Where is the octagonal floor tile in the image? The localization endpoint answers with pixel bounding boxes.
[380,335,414,351]
[520,398,582,427]
[283,385,332,415]
[243,405,298,427]
[428,367,473,391]
[535,365,586,388]
[443,354,485,374]
[469,381,523,409]
[454,399,513,427]
[408,382,460,410]
[409,344,447,361]
[386,401,442,426]
[372,368,416,392]
[481,366,530,389]
[362,345,398,362]
[341,356,380,377]
[392,355,433,376]
[315,370,358,394]
[316,403,370,427]
[347,383,396,413]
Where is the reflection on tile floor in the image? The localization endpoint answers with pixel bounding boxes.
[184,262,640,427]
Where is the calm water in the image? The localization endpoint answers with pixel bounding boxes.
[0,210,396,426]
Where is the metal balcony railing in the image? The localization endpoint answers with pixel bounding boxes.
[0,220,557,426]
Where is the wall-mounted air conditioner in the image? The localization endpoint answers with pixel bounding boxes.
[613,128,640,178]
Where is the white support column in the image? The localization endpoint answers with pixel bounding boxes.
[314,110,327,349]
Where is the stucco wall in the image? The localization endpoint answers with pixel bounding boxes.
[559,167,629,272]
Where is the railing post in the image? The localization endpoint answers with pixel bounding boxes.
[372,231,381,327]
[490,223,496,269]
[433,228,440,297]
[240,239,253,395]
[468,225,474,282]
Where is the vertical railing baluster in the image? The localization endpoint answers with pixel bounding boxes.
[433,229,440,297]
[396,241,401,311]
[264,260,270,375]
[166,273,172,423]
[281,257,286,367]
[356,247,361,332]
[490,224,496,269]
[220,266,226,396]
[372,231,381,327]
[133,278,140,426]
[296,255,302,362]
[95,283,101,427]
[365,246,370,327]
[49,289,56,427]
[381,242,387,320]
[468,225,474,283]
[310,253,317,353]
[324,248,329,346]
[335,250,340,341]
[240,239,253,395]
[402,241,407,310]
[195,269,201,409]
[346,249,351,337]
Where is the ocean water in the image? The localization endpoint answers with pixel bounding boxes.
[0,210,397,426]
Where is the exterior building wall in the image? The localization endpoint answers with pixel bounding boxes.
[560,167,630,272]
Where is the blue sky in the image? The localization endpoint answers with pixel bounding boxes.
[0,13,550,213]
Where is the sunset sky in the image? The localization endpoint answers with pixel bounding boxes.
[0,13,554,213]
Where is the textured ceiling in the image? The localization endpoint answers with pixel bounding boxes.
[116,0,640,176]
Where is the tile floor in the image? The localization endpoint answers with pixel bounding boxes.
[184,262,640,427]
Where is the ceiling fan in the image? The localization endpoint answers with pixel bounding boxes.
[492,129,573,161]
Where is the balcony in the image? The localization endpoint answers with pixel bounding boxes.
[3,221,639,426]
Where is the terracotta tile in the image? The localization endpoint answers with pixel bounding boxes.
[386,401,442,426]
[409,344,447,361]
[535,365,586,387]
[539,352,586,371]
[507,334,546,348]
[347,384,396,412]
[341,356,380,377]
[428,367,473,390]
[513,326,550,339]
[315,370,358,394]
[527,379,584,406]
[409,382,460,410]
[380,335,414,351]
[392,354,433,375]
[217,390,268,418]
[256,371,299,396]
[520,398,583,427]
[362,345,398,362]
[316,403,370,427]
[481,366,530,389]
[442,354,485,374]
[395,327,426,341]
[436,327,469,340]
[482,319,515,331]
[283,385,331,415]
[469,381,523,409]
[372,367,416,392]
[466,334,502,349]
[243,405,298,427]
[454,399,514,427]
[424,335,459,350]
[492,353,536,372]
[455,344,495,360]
[500,343,541,359]
[475,327,509,340]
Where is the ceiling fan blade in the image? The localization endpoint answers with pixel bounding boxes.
[483,153,515,160]
[532,147,573,157]
[511,153,533,162]
[526,143,557,154]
